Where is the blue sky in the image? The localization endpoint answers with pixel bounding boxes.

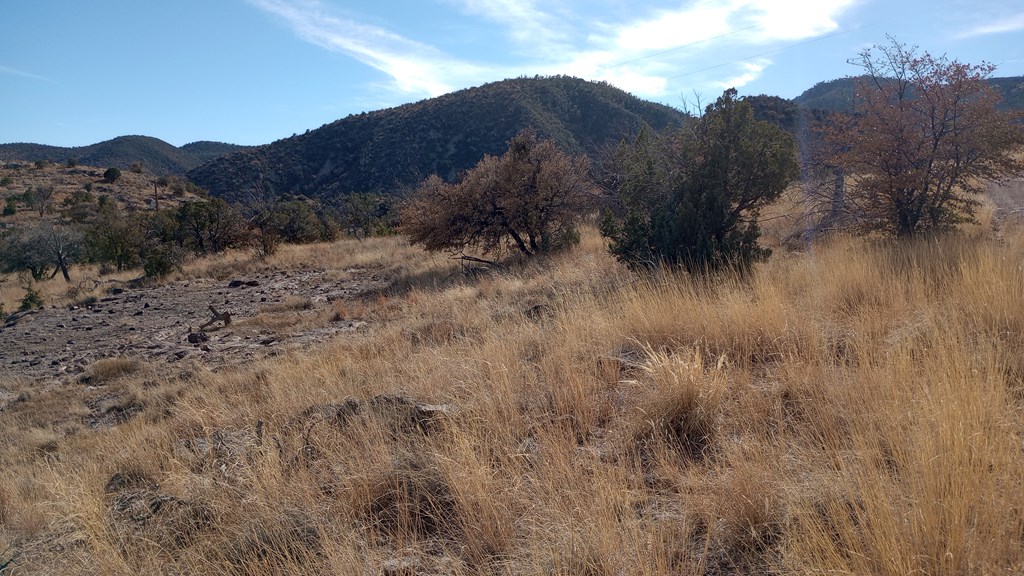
[3,0,1022,147]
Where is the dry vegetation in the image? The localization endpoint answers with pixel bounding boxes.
[0,161,200,221]
[2,212,1024,574]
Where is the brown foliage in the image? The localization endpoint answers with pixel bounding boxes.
[825,38,1024,236]
[401,129,594,260]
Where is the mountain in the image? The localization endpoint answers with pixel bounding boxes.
[793,75,1024,113]
[0,136,249,176]
[188,76,687,201]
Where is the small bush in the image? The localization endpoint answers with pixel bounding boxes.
[2,198,15,216]
[103,167,122,183]
[143,244,185,278]
[19,287,43,311]
[129,162,144,174]
[0,176,12,187]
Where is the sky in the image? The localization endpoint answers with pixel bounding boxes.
[2,0,1022,148]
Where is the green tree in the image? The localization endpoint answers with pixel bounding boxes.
[84,202,144,271]
[176,198,248,254]
[24,185,54,218]
[334,193,397,238]
[402,129,593,262]
[600,89,798,272]
[267,199,330,244]
[827,39,1024,236]
[103,167,122,183]
[139,208,186,277]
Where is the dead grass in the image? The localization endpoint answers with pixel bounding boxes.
[2,222,1024,574]
[82,357,142,385]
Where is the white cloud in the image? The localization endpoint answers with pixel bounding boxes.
[714,59,770,88]
[742,0,858,41]
[612,3,736,52]
[957,12,1024,38]
[247,0,488,96]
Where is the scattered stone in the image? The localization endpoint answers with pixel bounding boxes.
[381,556,422,576]
[0,267,389,381]
[187,332,209,344]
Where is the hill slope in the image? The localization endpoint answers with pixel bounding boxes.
[187,76,686,200]
[794,75,1024,112]
[0,136,249,176]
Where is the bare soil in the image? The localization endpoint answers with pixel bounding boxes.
[0,266,388,383]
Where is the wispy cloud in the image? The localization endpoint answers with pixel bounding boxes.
[715,59,771,89]
[444,0,572,54]
[0,64,50,82]
[247,0,860,104]
[247,0,489,96]
[957,12,1024,38]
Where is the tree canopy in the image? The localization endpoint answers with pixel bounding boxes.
[600,89,799,272]
[827,39,1024,236]
[401,129,594,262]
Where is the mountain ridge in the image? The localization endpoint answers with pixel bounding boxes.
[0,136,250,176]
[187,75,688,200]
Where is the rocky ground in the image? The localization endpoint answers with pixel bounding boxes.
[0,266,388,383]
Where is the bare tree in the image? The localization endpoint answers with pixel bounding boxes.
[1,222,82,282]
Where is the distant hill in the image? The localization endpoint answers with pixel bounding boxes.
[188,76,687,201]
[793,75,1024,113]
[0,136,249,176]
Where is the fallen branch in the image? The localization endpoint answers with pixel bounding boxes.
[449,254,506,270]
[200,306,232,330]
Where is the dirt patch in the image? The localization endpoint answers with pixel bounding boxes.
[988,177,1024,234]
[0,266,388,382]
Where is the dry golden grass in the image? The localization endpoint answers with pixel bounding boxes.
[0,265,139,315]
[2,224,1024,574]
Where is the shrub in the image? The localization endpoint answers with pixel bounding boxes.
[19,286,43,311]
[600,89,798,273]
[402,129,592,261]
[143,244,185,278]
[103,167,122,183]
